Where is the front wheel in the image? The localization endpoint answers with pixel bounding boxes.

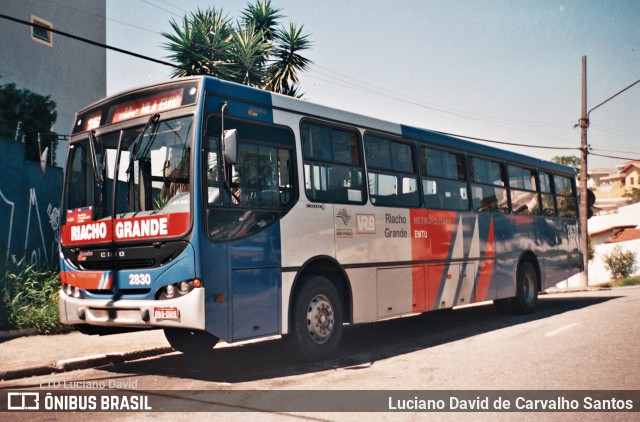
[163,328,219,355]
[290,276,344,361]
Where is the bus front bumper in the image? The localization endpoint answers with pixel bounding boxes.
[59,288,205,330]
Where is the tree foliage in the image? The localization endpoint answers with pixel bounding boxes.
[551,155,580,170]
[603,246,638,281]
[625,187,640,204]
[0,81,57,162]
[161,0,312,97]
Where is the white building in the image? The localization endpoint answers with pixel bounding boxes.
[562,201,640,287]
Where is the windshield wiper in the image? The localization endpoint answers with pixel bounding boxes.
[87,130,103,189]
[126,113,160,176]
[87,130,108,218]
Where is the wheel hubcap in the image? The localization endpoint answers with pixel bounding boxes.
[523,272,535,303]
[306,294,334,344]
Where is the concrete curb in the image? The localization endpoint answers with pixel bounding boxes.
[0,328,40,340]
[0,346,173,381]
[544,286,611,294]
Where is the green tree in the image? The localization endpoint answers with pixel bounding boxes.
[162,0,312,97]
[551,155,580,170]
[603,246,637,281]
[0,81,57,162]
[625,187,640,204]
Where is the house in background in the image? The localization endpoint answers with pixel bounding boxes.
[563,201,640,287]
[619,160,640,192]
[0,0,106,166]
[587,159,640,214]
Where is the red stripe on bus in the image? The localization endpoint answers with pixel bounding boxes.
[474,217,495,301]
[61,271,113,290]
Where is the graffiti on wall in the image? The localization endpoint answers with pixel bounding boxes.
[1,187,60,266]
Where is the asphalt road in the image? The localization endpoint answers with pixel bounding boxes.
[2,287,639,421]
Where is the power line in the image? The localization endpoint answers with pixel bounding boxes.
[590,152,638,161]
[433,131,578,151]
[0,13,177,69]
[31,1,590,146]
[46,0,161,35]
[139,0,183,19]
[0,12,608,156]
[310,64,571,128]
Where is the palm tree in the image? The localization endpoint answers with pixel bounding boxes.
[264,23,312,95]
[161,0,312,97]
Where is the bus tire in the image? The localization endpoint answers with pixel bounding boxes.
[291,276,343,361]
[511,261,538,314]
[163,328,219,355]
[493,261,538,314]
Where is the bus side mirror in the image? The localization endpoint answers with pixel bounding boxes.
[222,129,238,165]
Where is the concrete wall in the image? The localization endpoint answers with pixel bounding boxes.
[0,136,62,267]
[0,0,106,165]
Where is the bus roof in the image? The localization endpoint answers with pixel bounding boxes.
[84,75,577,177]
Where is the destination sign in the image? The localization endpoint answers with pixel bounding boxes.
[110,88,184,124]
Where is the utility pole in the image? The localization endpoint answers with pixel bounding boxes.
[579,56,589,288]
[577,57,640,288]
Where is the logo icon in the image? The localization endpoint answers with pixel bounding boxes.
[8,392,40,410]
[336,209,351,225]
[356,214,376,234]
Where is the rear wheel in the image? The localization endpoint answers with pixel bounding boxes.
[163,328,219,355]
[291,276,343,361]
[493,260,538,314]
[511,261,538,314]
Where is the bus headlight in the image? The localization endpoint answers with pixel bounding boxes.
[158,280,200,300]
[165,284,175,299]
[179,281,190,294]
[62,283,83,299]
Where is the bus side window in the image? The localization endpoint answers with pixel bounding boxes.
[508,164,539,215]
[554,174,577,218]
[540,172,556,216]
[365,134,419,207]
[469,156,508,213]
[302,121,365,204]
[420,146,469,211]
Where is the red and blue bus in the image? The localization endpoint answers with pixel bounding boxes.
[59,76,582,359]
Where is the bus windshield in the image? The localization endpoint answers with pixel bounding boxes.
[64,115,193,228]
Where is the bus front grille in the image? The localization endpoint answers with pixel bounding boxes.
[81,259,156,270]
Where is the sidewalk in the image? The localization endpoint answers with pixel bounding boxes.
[0,329,173,381]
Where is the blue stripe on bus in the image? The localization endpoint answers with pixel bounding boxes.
[400,124,575,175]
[203,78,274,123]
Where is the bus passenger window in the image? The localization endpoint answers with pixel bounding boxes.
[365,134,419,207]
[554,174,577,218]
[302,121,365,204]
[469,157,508,213]
[420,146,469,211]
[540,172,556,216]
[508,164,539,215]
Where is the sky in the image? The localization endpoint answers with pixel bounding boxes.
[106,0,640,169]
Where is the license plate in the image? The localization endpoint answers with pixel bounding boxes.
[154,307,180,320]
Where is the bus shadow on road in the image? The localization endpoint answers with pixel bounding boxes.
[105,294,618,384]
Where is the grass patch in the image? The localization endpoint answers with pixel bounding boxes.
[1,258,64,333]
[617,276,640,287]
[595,276,640,288]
